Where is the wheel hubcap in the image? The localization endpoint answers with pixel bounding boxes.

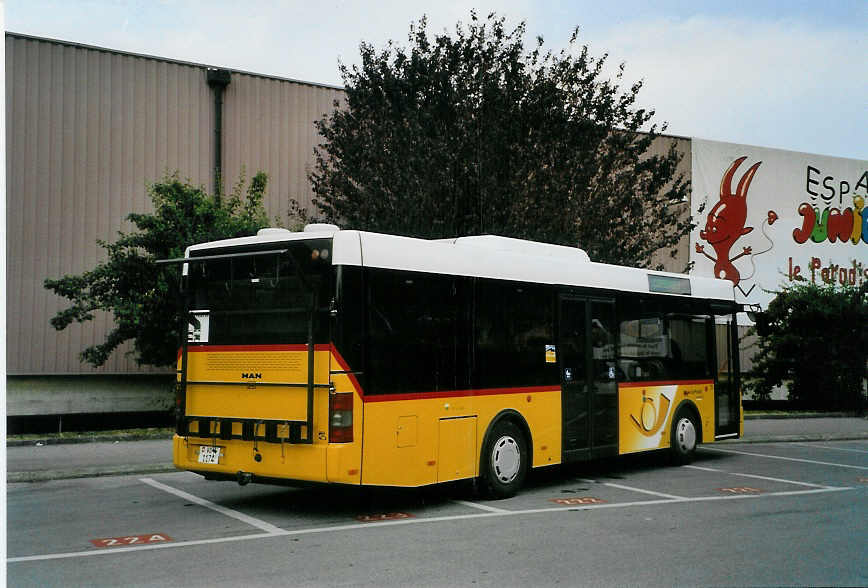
[675,417,697,453]
[492,435,521,483]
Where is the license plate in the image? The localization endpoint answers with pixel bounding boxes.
[197,445,221,464]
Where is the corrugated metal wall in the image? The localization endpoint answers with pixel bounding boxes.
[6,33,699,379]
[5,34,343,375]
[648,134,692,274]
[221,72,343,223]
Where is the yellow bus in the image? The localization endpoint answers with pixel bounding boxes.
[167,224,742,498]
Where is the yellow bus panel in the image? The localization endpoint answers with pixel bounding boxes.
[184,347,330,421]
[360,388,562,487]
[438,417,478,482]
[618,380,715,455]
[173,434,329,482]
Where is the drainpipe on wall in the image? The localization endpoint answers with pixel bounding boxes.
[206,68,231,198]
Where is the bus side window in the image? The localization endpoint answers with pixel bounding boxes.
[619,298,714,383]
[667,316,712,379]
[474,280,556,389]
[367,269,468,395]
[618,306,668,382]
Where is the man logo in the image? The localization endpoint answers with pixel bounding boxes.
[241,373,263,379]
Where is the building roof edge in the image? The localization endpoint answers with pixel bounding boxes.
[5,31,345,91]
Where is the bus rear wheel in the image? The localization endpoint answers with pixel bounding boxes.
[670,409,698,465]
[480,420,528,499]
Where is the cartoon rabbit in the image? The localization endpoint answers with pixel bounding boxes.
[696,156,762,285]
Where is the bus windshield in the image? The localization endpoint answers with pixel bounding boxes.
[185,239,333,345]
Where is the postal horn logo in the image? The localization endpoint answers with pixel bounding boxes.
[629,391,671,437]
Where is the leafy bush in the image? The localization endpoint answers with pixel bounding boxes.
[310,12,691,269]
[45,172,270,367]
[747,281,867,413]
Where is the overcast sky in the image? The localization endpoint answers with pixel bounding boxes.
[5,0,866,160]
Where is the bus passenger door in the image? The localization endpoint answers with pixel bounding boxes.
[589,300,618,454]
[560,296,618,461]
[559,297,590,457]
[713,311,741,438]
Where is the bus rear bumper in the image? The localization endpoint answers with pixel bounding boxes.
[173,434,331,484]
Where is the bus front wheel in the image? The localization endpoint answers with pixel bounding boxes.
[670,409,698,464]
[480,420,528,499]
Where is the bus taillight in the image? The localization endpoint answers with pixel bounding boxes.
[174,382,187,436]
[329,392,354,443]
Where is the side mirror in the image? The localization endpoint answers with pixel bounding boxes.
[753,313,771,337]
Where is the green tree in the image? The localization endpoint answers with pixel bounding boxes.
[45,172,270,368]
[747,281,867,414]
[310,12,690,268]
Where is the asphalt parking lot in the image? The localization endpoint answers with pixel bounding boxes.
[7,440,868,587]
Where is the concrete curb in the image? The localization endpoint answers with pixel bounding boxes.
[7,463,177,483]
[6,433,173,447]
[722,433,868,444]
[9,433,868,483]
[8,415,866,447]
[6,412,868,447]
[743,413,862,420]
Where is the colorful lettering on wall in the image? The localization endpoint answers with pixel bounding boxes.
[782,168,868,284]
[690,139,868,310]
[792,196,867,245]
[787,257,868,286]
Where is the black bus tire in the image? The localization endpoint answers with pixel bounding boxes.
[670,408,699,465]
[480,420,528,499]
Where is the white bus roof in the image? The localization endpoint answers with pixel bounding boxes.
[186,225,735,302]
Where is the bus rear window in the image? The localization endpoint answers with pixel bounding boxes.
[186,240,333,345]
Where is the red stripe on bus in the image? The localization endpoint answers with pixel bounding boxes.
[176,343,578,402]
[618,379,714,389]
[328,344,365,397]
[361,385,557,403]
[327,346,555,402]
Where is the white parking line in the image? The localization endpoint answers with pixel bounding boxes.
[791,443,868,454]
[687,464,833,489]
[7,532,275,563]
[453,500,509,513]
[139,477,285,534]
[581,476,684,499]
[703,447,868,470]
[729,472,832,489]
[684,465,722,472]
[599,482,686,500]
[8,485,852,564]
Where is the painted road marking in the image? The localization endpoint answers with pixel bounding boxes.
[8,486,852,564]
[139,477,284,534]
[601,482,686,500]
[728,471,832,489]
[791,443,868,454]
[453,500,509,514]
[718,487,763,494]
[356,513,414,523]
[703,447,868,470]
[90,534,172,548]
[579,477,685,500]
[690,463,836,489]
[684,465,723,472]
[550,497,607,505]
